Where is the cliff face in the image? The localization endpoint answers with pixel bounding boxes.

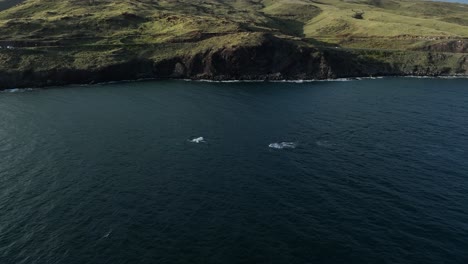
[151,36,468,80]
[154,35,335,80]
[0,35,466,89]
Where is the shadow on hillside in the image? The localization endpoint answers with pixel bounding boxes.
[263,16,305,37]
[319,46,402,78]
[304,38,341,48]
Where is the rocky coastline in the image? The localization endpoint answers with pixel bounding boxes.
[0,35,467,90]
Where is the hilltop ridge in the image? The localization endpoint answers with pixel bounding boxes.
[0,0,467,88]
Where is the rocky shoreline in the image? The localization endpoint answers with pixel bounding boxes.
[2,71,468,91]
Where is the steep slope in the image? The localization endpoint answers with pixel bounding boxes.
[0,0,467,88]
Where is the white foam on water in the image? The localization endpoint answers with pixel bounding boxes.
[268,142,297,149]
[182,76,415,83]
[403,75,468,79]
[273,78,354,83]
[189,137,205,143]
[183,75,468,83]
[437,75,468,79]
[2,88,36,93]
[187,79,264,83]
[319,78,354,82]
[404,76,434,79]
[185,78,359,83]
[271,80,310,83]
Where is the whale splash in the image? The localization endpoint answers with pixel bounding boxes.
[268,142,297,149]
[189,137,205,143]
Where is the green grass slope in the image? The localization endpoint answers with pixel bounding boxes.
[1,0,466,46]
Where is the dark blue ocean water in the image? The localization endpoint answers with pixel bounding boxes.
[0,78,467,264]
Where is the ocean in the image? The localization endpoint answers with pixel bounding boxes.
[0,78,467,263]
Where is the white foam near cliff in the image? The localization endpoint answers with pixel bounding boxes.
[4,88,21,93]
[268,142,297,149]
[404,75,468,79]
[181,77,394,83]
[2,88,36,93]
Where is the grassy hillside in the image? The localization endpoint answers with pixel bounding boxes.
[304,0,468,49]
[0,0,467,87]
[1,0,467,46]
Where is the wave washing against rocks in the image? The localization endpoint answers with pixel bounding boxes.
[1,88,37,93]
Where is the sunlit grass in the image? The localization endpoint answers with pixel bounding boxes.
[0,0,466,73]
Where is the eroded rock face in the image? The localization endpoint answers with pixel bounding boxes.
[151,35,468,81]
[150,35,383,80]
[148,35,337,81]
